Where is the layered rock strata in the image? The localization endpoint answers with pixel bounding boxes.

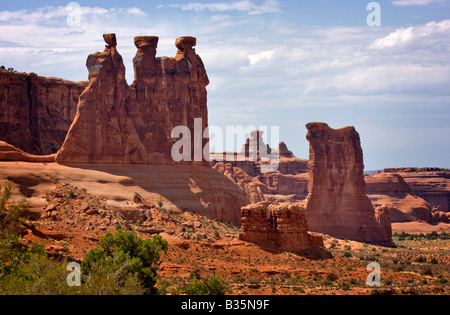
[0,141,55,162]
[304,122,391,243]
[239,202,324,252]
[0,69,87,155]
[213,134,437,225]
[366,173,432,222]
[384,168,450,214]
[211,134,309,204]
[0,34,248,226]
[375,205,393,239]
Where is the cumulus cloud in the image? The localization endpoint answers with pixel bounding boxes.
[370,19,450,49]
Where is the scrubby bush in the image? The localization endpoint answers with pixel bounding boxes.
[81,230,168,295]
[0,183,169,295]
[185,276,230,295]
[0,183,79,294]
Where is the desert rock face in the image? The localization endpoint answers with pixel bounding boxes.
[212,162,263,204]
[56,33,210,165]
[366,173,433,223]
[212,134,309,203]
[212,134,441,226]
[239,202,323,252]
[0,141,55,162]
[366,173,412,195]
[384,168,450,214]
[0,34,248,226]
[0,69,87,155]
[304,122,391,243]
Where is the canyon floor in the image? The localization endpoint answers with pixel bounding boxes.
[2,162,449,295]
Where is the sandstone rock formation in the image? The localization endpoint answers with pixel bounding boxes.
[366,173,433,222]
[0,141,55,162]
[239,202,324,252]
[431,211,450,223]
[304,122,391,244]
[212,162,265,204]
[384,168,450,213]
[212,132,442,227]
[212,134,309,203]
[56,33,140,164]
[56,33,210,165]
[375,205,392,239]
[0,34,248,226]
[239,130,272,161]
[0,69,87,155]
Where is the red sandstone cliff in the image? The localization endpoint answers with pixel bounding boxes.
[0,69,87,155]
[366,173,433,222]
[0,34,248,226]
[211,132,309,204]
[384,168,450,215]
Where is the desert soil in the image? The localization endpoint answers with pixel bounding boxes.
[1,162,449,295]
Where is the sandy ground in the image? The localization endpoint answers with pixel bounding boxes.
[2,161,448,236]
[2,161,449,295]
[0,161,247,225]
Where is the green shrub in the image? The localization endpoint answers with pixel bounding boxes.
[81,230,168,295]
[185,276,230,295]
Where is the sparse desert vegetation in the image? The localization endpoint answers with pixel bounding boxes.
[0,181,450,295]
[0,182,449,295]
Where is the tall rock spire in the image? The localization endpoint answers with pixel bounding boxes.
[57,34,210,165]
[304,122,392,244]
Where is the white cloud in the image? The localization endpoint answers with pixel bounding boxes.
[370,19,450,49]
[125,7,147,16]
[0,5,154,81]
[248,50,275,65]
[392,0,447,6]
[0,5,145,25]
[165,0,281,15]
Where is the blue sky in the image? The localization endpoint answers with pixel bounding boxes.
[0,0,449,170]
